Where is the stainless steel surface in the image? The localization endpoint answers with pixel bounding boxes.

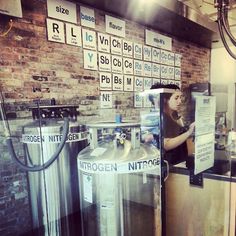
[78,124,161,236]
[78,0,218,48]
[23,120,87,235]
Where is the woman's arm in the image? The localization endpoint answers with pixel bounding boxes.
[164,122,195,151]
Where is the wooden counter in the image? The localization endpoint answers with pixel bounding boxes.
[165,172,234,236]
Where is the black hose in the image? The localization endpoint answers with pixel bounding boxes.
[6,117,69,172]
[217,19,236,60]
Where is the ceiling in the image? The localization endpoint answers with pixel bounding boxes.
[180,0,236,30]
[78,0,236,49]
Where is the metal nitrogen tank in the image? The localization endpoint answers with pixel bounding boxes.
[22,104,88,236]
[77,122,161,236]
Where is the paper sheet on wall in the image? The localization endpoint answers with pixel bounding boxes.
[195,96,216,136]
[194,96,216,175]
[194,133,215,175]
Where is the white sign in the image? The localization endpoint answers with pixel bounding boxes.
[160,79,168,85]
[47,18,65,43]
[134,93,143,107]
[134,43,143,60]
[83,50,98,70]
[111,55,123,73]
[80,6,95,28]
[168,66,175,80]
[82,174,93,203]
[22,132,87,143]
[122,40,133,57]
[78,156,160,173]
[175,53,182,67]
[101,92,112,108]
[134,60,143,76]
[100,72,112,90]
[161,65,168,79]
[105,15,125,38]
[145,29,172,51]
[112,74,123,90]
[82,28,97,50]
[143,45,152,61]
[195,96,216,136]
[143,62,152,77]
[47,0,77,23]
[194,133,215,175]
[160,50,168,65]
[123,58,133,75]
[134,77,143,91]
[111,36,122,55]
[152,48,161,63]
[143,78,152,90]
[166,51,175,66]
[175,67,181,80]
[65,23,81,46]
[143,95,152,108]
[98,53,111,72]
[152,63,160,78]
[98,33,110,53]
[153,78,160,85]
[124,75,134,91]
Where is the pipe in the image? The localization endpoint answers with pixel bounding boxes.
[0,91,70,172]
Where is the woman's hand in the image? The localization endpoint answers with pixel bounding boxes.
[187,122,195,137]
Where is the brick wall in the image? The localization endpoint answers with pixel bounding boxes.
[0,0,210,235]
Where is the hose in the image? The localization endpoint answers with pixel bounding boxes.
[6,117,69,172]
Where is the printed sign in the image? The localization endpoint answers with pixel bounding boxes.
[166,51,175,66]
[134,93,143,107]
[194,133,215,175]
[82,28,97,50]
[112,74,123,90]
[100,72,112,90]
[143,77,152,90]
[134,60,143,76]
[143,62,152,77]
[195,96,216,136]
[101,92,112,108]
[134,43,143,60]
[145,29,172,51]
[168,66,175,79]
[111,55,123,73]
[175,67,181,80]
[161,65,168,79]
[82,174,93,203]
[153,78,160,85]
[134,77,143,91]
[98,33,110,53]
[152,63,160,78]
[123,58,133,75]
[175,53,182,67]
[98,53,111,72]
[143,95,152,108]
[47,0,77,23]
[22,132,87,143]
[124,75,134,91]
[160,79,168,85]
[78,156,160,173]
[105,15,125,38]
[160,50,168,65]
[65,23,81,46]
[84,50,98,70]
[47,18,65,43]
[111,36,122,55]
[152,48,161,63]
[143,45,152,61]
[80,6,95,28]
[122,40,133,57]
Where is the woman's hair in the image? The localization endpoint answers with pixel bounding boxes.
[149,83,180,105]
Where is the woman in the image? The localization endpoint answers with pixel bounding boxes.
[149,83,195,165]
